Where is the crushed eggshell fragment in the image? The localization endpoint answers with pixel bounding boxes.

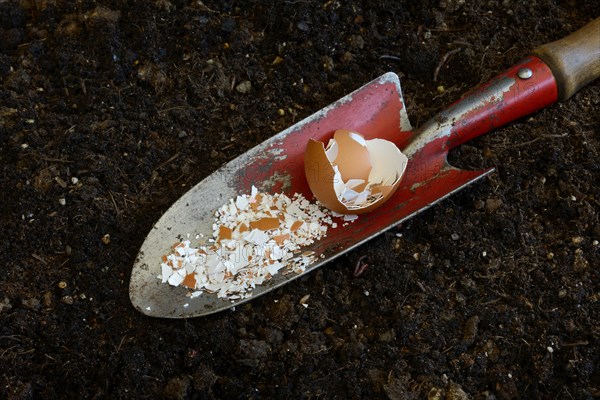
[305,129,408,214]
[218,225,232,240]
[250,217,280,231]
[158,186,355,300]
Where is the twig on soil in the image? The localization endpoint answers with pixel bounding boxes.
[500,133,568,152]
[108,191,120,216]
[0,335,23,342]
[43,125,76,150]
[28,152,72,163]
[157,106,187,114]
[0,345,19,358]
[196,1,219,13]
[451,40,473,47]
[153,152,180,171]
[353,256,369,277]
[31,253,47,264]
[116,335,127,352]
[379,55,402,62]
[562,341,589,347]
[427,26,469,33]
[434,47,463,82]
[416,280,427,292]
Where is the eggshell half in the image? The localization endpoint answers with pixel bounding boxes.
[331,130,371,184]
[304,129,408,215]
[305,139,350,214]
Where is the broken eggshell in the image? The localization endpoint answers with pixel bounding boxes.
[304,129,408,215]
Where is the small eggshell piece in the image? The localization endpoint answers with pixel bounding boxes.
[250,217,280,231]
[219,225,233,240]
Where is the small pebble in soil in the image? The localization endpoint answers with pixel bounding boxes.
[42,291,53,308]
[573,248,589,271]
[58,281,67,289]
[451,233,460,241]
[341,51,353,63]
[61,295,74,305]
[163,376,190,400]
[55,176,67,188]
[463,315,479,345]
[299,294,310,307]
[191,364,217,391]
[235,80,252,94]
[322,56,334,72]
[0,297,12,313]
[296,21,309,32]
[446,382,469,400]
[428,387,443,400]
[348,34,365,49]
[378,329,395,343]
[101,234,111,245]
[571,236,584,245]
[22,298,40,310]
[58,198,66,206]
[485,197,503,213]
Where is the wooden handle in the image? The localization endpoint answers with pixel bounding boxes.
[532,17,600,101]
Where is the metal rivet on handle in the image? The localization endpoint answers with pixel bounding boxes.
[517,68,533,79]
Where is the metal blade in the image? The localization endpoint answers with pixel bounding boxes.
[129,73,490,318]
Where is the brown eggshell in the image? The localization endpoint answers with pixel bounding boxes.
[332,130,371,185]
[304,131,405,215]
[249,217,280,231]
[219,225,232,240]
[182,273,197,289]
[290,220,304,232]
[305,138,349,214]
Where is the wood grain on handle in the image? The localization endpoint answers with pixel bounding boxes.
[532,17,600,101]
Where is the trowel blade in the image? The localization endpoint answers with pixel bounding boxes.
[130,73,489,318]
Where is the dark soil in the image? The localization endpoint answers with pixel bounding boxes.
[1,1,599,399]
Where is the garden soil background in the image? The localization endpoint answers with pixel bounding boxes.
[1,1,599,398]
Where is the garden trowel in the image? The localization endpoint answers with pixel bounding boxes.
[130,18,599,318]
